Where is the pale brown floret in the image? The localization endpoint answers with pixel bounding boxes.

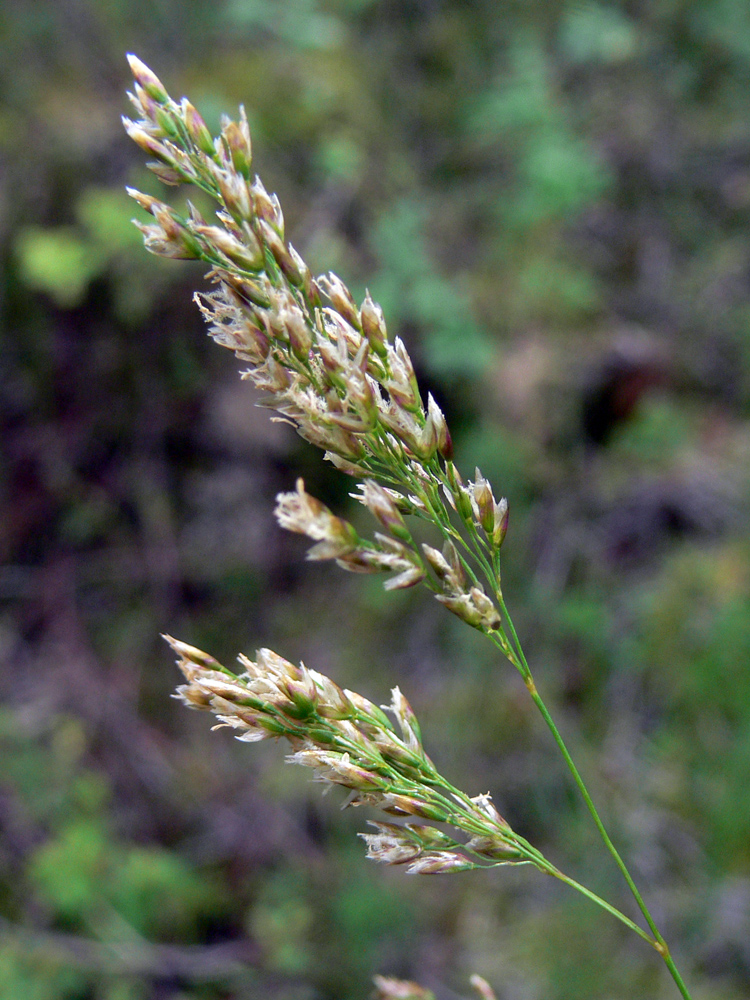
[468,468,510,548]
[436,587,501,631]
[386,686,422,752]
[373,973,497,1000]
[287,749,388,791]
[360,292,388,357]
[359,822,423,864]
[373,976,435,1000]
[273,481,426,589]
[405,851,475,874]
[469,975,499,1000]
[318,272,361,330]
[422,541,464,592]
[274,479,358,558]
[127,54,169,103]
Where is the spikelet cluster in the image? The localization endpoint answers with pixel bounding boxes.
[124,55,511,637]
[123,56,449,470]
[167,636,544,876]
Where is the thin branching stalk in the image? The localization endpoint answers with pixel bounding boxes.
[165,633,661,950]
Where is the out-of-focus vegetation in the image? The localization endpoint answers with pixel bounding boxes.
[2,1,750,998]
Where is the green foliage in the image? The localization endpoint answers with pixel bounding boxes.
[0,949,87,1000]
[369,198,494,379]
[15,228,101,309]
[222,0,349,50]
[559,3,638,66]
[609,396,695,466]
[1,714,229,998]
[30,818,111,922]
[247,855,416,993]
[250,868,315,976]
[15,187,157,310]
[30,818,220,939]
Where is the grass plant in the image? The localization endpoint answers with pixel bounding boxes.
[123,54,694,1000]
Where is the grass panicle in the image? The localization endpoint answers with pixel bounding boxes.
[126,55,695,1000]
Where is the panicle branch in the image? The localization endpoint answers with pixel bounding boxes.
[166,635,544,875]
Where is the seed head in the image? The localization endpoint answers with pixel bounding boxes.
[492,497,509,548]
[387,686,422,752]
[318,273,361,330]
[122,117,174,161]
[357,481,407,536]
[435,586,500,632]
[471,468,494,531]
[251,178,284,231]
[221,108,252,178]
[259,219,302,283]
[427,394,453,460]
[125,187,166,214]
[469,792,511,829]
[181,99,215,155]
[279,305,313,359]
[377,793,448,822]
[193,223,264,271]
[125,59,518,701]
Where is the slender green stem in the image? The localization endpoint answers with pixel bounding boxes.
[435,772,664,957]
[494,593,693,999]
[376,467,693,996]
[526,683,663,936]
[657,953,694,1000]
[544,866,659,950]
[495,592,531,679]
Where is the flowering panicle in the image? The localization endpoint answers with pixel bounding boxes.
[124,55,515,645]
[167,635,546,875]
[126,60,695,996]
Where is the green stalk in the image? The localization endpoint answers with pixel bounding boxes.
[434,773,663,954]
[494,592,693,999]
[544,867,659,951]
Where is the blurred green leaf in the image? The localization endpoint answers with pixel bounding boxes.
[559,3,638,65]
[15,228,101,308]
[76,188,144,252]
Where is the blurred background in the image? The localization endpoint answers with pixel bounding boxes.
[2,1,750,998]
